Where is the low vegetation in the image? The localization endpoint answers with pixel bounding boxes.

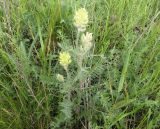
[0,0,160,128]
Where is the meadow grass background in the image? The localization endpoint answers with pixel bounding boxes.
[0,0,160,129]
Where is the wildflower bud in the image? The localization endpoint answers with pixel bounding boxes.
[74,8,88,32]
[56,74,64,82]
[59,52,71,70]
[81,32,93,52]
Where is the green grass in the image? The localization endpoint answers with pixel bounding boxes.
[0,0,160,129]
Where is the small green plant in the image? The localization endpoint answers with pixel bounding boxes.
[51,7,105,128]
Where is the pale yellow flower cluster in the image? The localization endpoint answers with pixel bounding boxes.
[59,52,71,70]
[81,32,93,52]
[74,8,88,31]
[57,52,71,82]
[74,8,93,52]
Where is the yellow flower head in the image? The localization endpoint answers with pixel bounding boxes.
[59,52,71,70]
[56,74,64,82]
[74,8,88,31]
[81,32,93,52]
